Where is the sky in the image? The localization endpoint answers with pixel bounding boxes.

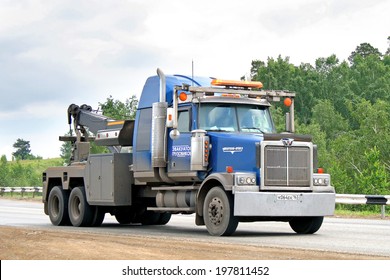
[0,0,389,160]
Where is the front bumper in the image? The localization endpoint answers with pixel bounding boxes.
[234,191,335,216]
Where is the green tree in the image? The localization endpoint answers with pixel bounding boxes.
[60,132,73,164]
[0,155,9,186]
[348,42,382,64]
[311,100,349,141]
[348,99,390,165]
[12,138,32,160]
[354,147,390,195]
[251,55,296,90]
[99,95,138,120]
[296,122,329,169]
[350,54,390,103]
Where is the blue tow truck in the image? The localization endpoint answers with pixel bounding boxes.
[42,68,335,236]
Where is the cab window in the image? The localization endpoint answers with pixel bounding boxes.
[177,109,190,132]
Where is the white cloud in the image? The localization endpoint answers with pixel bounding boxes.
[0,0,389,159]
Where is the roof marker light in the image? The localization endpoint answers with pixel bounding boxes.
[211,79,263,89]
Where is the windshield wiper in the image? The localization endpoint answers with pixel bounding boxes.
[208,128,228,132]
[241,127,266,133]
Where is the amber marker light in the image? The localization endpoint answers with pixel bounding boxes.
[179,92,188,101]
[211,79,263,89]
[284,97,292,107]
[317,168,324,174]
[226,166,234,173]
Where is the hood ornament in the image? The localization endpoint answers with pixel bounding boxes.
[282,138,294,146]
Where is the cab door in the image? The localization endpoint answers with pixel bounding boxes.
[167,107,192,173]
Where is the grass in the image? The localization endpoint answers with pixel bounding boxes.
[1,158,63,187]
[334,208,388,219]
[0,192,42,201]
[7,157,63,169]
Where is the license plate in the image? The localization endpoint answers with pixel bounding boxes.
[276,194,299,201]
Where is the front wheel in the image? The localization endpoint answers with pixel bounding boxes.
[289,216,324,234]
[203,187,239,236]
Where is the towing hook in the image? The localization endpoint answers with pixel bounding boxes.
[67,104,80,125]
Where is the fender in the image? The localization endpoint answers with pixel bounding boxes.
[195,173,234,225]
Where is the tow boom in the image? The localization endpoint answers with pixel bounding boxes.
[64,104,134,163]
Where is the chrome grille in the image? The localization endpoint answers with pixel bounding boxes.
[264,145,311,187]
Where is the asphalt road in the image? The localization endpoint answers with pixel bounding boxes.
[1,198,389,257]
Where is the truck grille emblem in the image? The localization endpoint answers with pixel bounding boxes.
[282,138,294,146]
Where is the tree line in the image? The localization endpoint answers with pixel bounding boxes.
[250,40,390,196]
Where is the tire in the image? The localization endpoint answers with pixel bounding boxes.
[91,206,105,227]
[289,216,324,234]
[47,186,70,226]
[157,212,172,225]
[141,211,161,225]
[115,210,135,225]
[203,187,239,236]
[68,187,94,227]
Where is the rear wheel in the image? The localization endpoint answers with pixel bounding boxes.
[203,187,239,236]
[140,211,161,225]
[47,186,69,226]
[157,212,172,225]
[68,187,94,227]
[91,206,105,227]
[115,209,135,225]
[289,216,324,234]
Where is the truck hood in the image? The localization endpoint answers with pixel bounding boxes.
[207,132,263,174]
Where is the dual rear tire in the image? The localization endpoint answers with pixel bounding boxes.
[115,209,171,225]
[68,187,94,227]
[48,186,105,227]
[48,186,169,227]
[47,186,70,226]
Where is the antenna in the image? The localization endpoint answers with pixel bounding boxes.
[191,59,194,86]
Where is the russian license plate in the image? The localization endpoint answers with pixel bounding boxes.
[276,194,300,201]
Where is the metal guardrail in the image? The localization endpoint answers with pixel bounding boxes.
[335,194,390,205]
[335,194,389,219]
[0,187,42,198]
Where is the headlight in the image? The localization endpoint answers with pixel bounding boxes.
[236,173,257,185]
[313,174,330,186]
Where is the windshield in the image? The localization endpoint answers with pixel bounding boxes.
[198,103,275,133]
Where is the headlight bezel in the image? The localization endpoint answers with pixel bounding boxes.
[313,173,330,186]
[235,173,257,186]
